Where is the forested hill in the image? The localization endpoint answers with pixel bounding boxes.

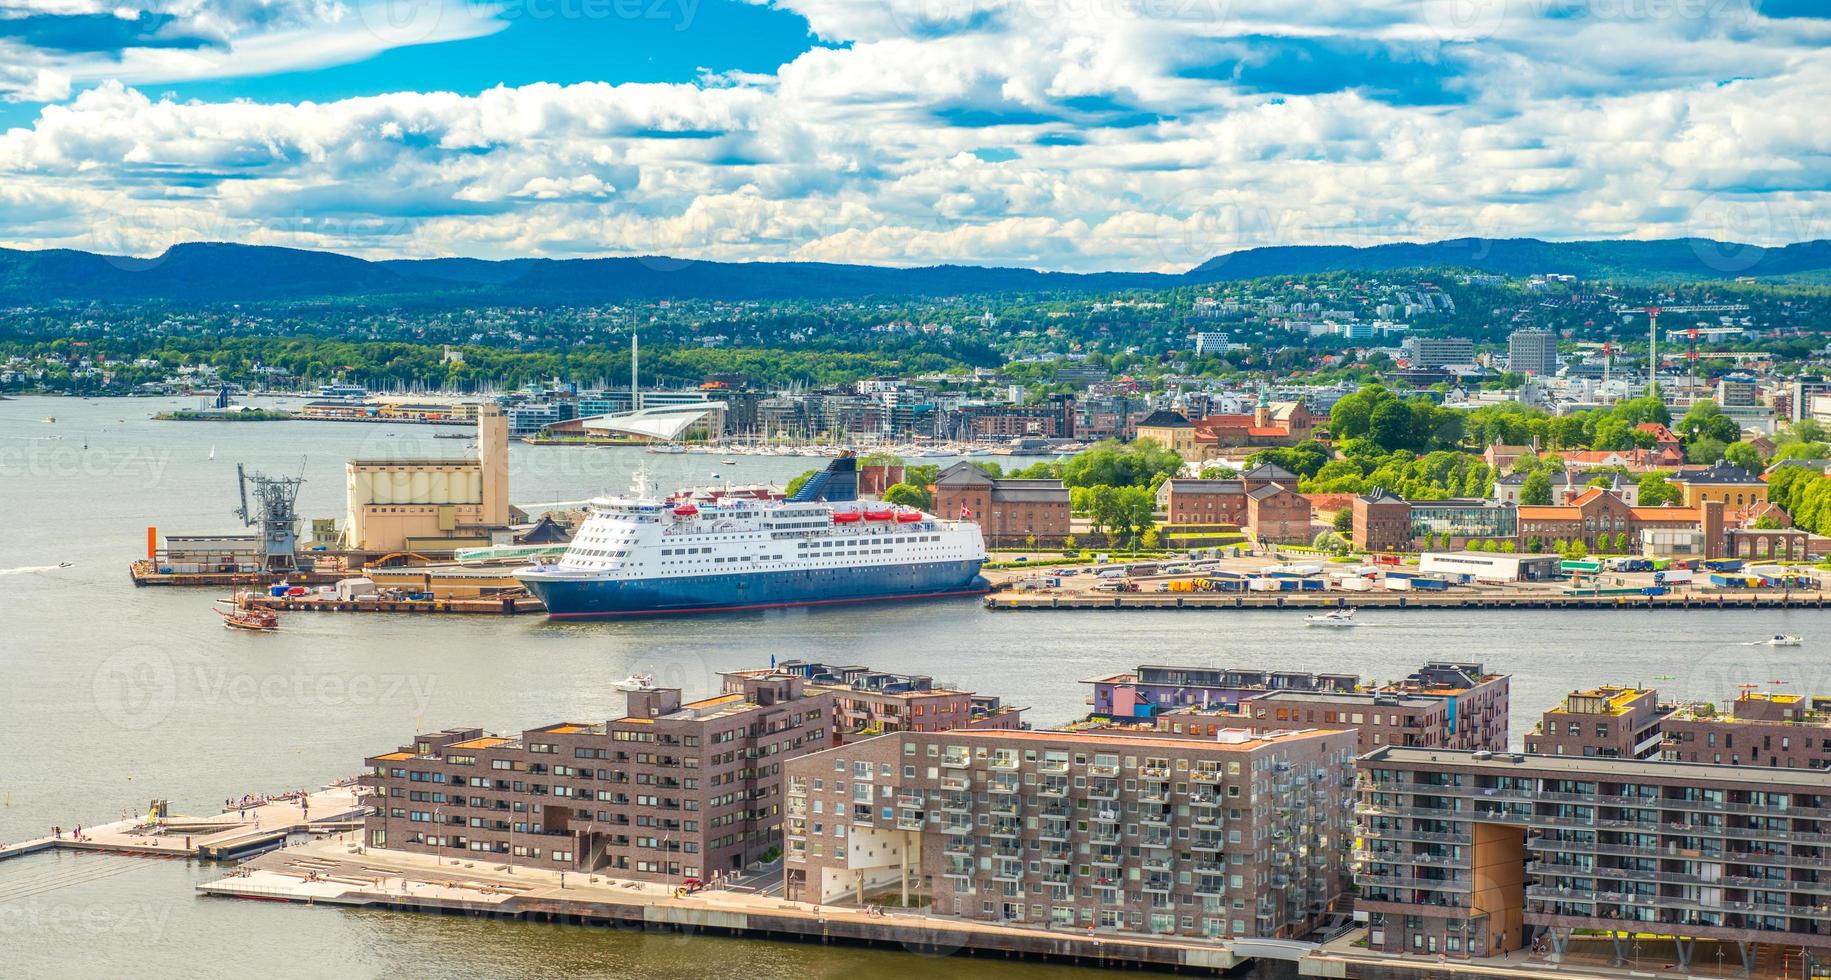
[1,236,1826,305]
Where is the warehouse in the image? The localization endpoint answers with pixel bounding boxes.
[1417,550,1562,582]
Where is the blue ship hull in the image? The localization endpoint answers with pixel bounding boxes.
[524,559,988,618]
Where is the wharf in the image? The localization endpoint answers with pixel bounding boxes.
[243,593,544,615]
[0,786,367,865]
[202,835,1246,973]
[986,589,1831,611]
[129,560,344,588]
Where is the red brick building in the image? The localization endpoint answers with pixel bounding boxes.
[931,461,1071,546]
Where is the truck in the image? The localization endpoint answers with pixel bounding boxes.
[1654,569,1694,586]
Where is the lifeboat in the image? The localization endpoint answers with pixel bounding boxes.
[673,504,698,517]
[895,510,923,523]
[831,510,862,523]
[862,507,895,521]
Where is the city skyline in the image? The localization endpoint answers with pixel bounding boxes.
[0,1,1824,270]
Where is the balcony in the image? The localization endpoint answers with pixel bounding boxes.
[1039,759,1070,775]
[941,820,974,836]
[1090,762,1120,777]
[1088,781,1119,801]
[1192,836,1225,852]
[989,821,1022,839]
[989,753,1020,771]
[897,814,926,832]
[988,776,1021,795]
[1191,768,1223,783]
[1141,875,1174,893]
[1141,764,1171,781]
[943,752,971,770]
[940,775,971,792]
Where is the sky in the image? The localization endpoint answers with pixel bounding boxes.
[0,0,1826,271]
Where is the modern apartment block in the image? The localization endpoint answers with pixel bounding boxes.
[1663,692,1831,769]
[1358,747,1831,963]
[1522,686,1670,759]
[360,674,832,882]
[782,727,1358,940]
[1086,661,1509,752]
[1155,690,1475,754]
[721,661,1025,741]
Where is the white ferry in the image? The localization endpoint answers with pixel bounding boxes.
[515,457,987,617]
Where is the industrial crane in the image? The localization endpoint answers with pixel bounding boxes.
[1617,304,1751,394]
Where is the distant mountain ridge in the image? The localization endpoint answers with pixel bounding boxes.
[0,236,1825,305]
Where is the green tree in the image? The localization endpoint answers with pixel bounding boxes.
[1637,471,1680,506]
[1722,441,1765,473]
[1520,471,1554,506]
[785,469,818,497]
[1141,527,1162,550]
[882,482,932,510]
[1678,399,1739,447]
[1688,437,1728,465]
[1332,508,1354,532]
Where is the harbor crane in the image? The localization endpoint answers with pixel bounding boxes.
[235,461,306,573]
[1616,304,1750,393]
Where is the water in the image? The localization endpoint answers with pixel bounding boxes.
[2,394,1828,977]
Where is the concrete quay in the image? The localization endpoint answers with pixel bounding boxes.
[986,589,1831,612]
[200,834,1249,973]
[0,786,366,865]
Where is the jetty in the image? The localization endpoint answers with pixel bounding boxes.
[241,593,544,615]
[0,786,366,865]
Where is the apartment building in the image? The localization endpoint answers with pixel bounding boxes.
[1086,661,1509,752]
[721,661,1025,742]
[1522,686,1670,759]
[1358,747,1831,963]
[360,674,832,882]
[782,727,1358,941]
[1663,692,1831,769]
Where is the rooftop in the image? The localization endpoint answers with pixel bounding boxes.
[920,726,1343,752]
[1364,745,1831,788]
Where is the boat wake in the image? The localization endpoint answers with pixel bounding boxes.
[0,563,68,577]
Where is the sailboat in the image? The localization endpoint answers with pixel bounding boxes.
[208,446,216,461]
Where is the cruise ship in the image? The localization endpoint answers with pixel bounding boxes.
[515,457,988,617]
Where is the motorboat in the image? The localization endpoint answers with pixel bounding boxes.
[610,673,656,692]
[1763,634,1803,647]
[1305,607,1358,627]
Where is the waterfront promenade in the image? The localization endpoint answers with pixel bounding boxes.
[0,786,365,864]
[201,834,1245,973]
[986,588,1831,611]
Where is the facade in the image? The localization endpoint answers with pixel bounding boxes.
[1245,483,1313,544]
[931,461,1071,547]
[1517,490,1726,556]
[1508,328,1558,377]
[1358,747,1831,961]
[1417,551,1562,582]
[360,674,833,882]
[722,661,1024,741]
[1086,664,1359,720]
[1522,686,1670,759]
[1133,410,1200,458]
[1403,336,1476,368]
[1086,661,1509,752]
[1157,478,1248,525]
[1191,398,1318,451]
[1673,460,1768,509]
[1159,690,1463,754]
[782,727,1357,941]
[344,405,511,553]
[1664,692,1831,769]
[1351,489,1518,552]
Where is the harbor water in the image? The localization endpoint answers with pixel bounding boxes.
[3,394,1829,978]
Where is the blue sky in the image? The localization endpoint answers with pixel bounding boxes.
[0,0,1825,270]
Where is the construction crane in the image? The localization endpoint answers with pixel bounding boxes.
[235,461,306,573]
[1616,304,1751,394]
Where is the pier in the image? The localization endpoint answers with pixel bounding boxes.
[0,786,366,865]
[986,589,1831,611]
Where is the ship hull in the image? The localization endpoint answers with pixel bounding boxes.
[523,559,988,618]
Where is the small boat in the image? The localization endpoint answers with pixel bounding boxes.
[1305,607,1358,627]
[41,416,54,423]
[609,673,655,692]
[832,510,862,523]
[720,458,738,465]
[862,507,895,521]
[895,510,923,523]
[1763,635,1803,647]
[208,445,215,460]
[672,504,698,517]
[215,600,279,632]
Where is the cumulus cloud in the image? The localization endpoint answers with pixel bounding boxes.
[0,0,1825,269]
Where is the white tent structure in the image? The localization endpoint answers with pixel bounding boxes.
[571,403,724,442]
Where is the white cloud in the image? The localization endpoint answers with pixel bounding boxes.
[0,0,1826,269]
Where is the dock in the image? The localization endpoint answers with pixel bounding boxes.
[200,834,1251,973]
[241,593,544,615]
[129,560,345,588]
[986,589,1831,611]
[0,786,367,865]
